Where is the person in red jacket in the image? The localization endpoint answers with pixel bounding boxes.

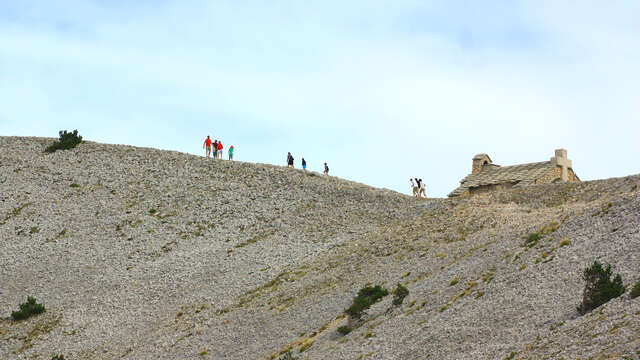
[217,141,223,159]
[203,136,212,158]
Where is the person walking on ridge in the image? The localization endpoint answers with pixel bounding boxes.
[203,136,212,158]
[213,139,218,159]
[410,178,418,197]
[418,178,427,198]
[302,157,307,170]
[217,141,223,159]
[287,152,294,168]
[323,162,329,175]
[228,145,234,160]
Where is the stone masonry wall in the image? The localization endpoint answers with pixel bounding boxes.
[535,167,580,185]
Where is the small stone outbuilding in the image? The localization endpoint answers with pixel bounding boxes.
[448,149,580,197]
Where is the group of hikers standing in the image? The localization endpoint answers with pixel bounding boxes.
[203,136,234,160]
[203,137,424,197]
[411,178,427,198]
[287,152,329,175]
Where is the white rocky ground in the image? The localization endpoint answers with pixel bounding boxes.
[0,136,638,360]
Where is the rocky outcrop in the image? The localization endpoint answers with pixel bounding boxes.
[1,137,638,359]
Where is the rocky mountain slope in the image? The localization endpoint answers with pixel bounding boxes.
[1,136,638,360]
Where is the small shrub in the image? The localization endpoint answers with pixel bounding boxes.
[45,130,83,153]
[299,341,313,352]
[578,261,625,315]
[630,281,640,299]
[345,285,389,319]
[12,296,46,320]
[70,183,80,188]
[525,232,543,247]
[482,271,494,283]
[149,208,157,214]
[278,350,298,360]
[337,326,351,335]
[559,237,570,247]
[392,283,409,306]
[449,276,459,286]
[52,356,65,360]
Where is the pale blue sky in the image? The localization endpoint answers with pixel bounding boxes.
[1,1,638,196]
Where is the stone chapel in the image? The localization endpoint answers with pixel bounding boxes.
[448,149,580,197]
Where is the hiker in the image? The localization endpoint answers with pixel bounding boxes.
[413,178,426,198]
[217,141,223,159]
[213,140,218,159]
[302,157,307,170]
[203,136,212,158]
[323,162,329,175]
[228,145,234,160]
[418,178,427,198]
[287,152,294,168]
[410,179,418,197]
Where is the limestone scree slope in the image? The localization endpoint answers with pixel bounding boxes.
[1,136,639,360]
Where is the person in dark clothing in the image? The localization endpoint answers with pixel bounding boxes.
[417,178,426,198]
[302,158,307,170]
[287,152,294,168]
[324,162,329,175]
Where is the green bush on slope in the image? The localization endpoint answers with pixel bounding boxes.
[11,296,46,320]
[578,261,625,315]
[345,285,389,319]
[339,285,389,335]
[45,130,83,153]
[392,283,409,306]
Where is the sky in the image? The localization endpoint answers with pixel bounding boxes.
[1,1,638,197]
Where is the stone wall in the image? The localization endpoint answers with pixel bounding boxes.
[535,167,580,185]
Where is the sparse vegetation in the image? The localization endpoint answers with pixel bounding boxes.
[578,261,625,315]
[340,285,389,334]
[51,355,65,360]
[345,285,389,319]
[391,283,409,306]
[482,270,495,283]
[337,325,351,335]
[12,296,46,321]
[559,237,570,247]
[278,350,298,360]
[449,276,459,286]
[70,183,80,188]
[45,130,83,153]
[299,341,313,352]
[525,232,543,247]
[630,281,640,299]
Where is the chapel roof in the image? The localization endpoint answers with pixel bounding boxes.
[448,161,556,197]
